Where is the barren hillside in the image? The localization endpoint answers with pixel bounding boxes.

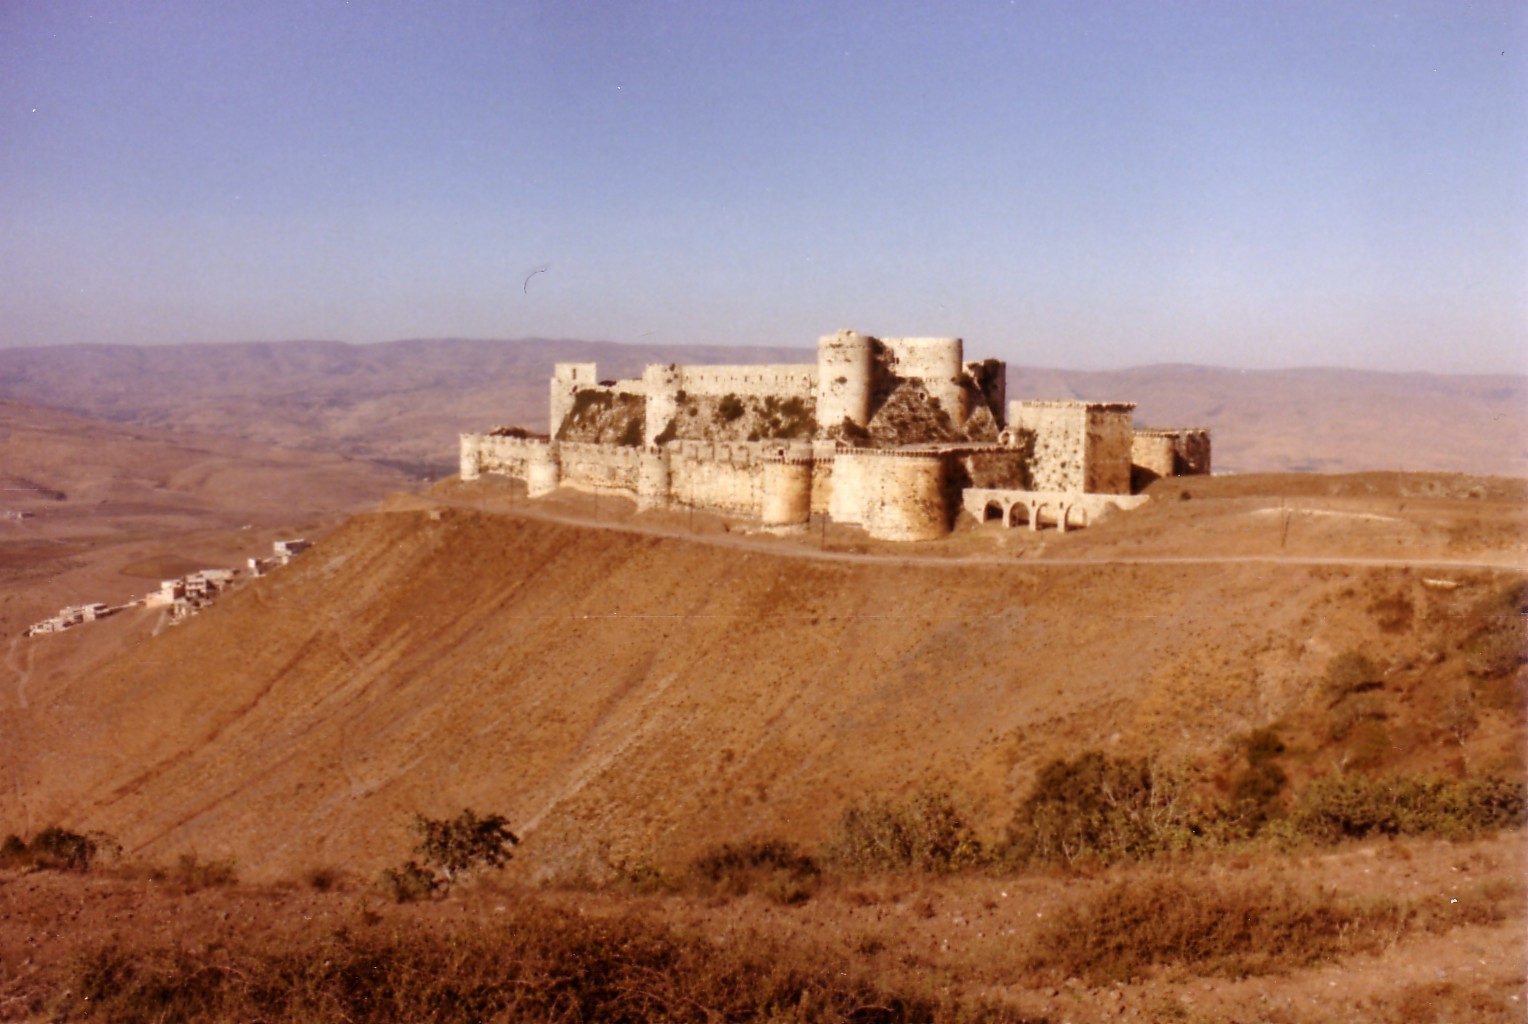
[1,340,1522,477]
[0,399,412,638]
[4,475,1521,881]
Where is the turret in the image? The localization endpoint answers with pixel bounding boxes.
[636,445,672,510]
[550,363,597,435]
[815,329,875,431]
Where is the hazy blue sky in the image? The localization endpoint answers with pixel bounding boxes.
[2,2,1523,372]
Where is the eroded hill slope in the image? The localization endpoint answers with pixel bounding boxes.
[3,498,1522,880]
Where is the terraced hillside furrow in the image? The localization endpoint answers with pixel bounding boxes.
[1,506,1519,879]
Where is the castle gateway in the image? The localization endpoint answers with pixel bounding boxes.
[460,330,1209,541]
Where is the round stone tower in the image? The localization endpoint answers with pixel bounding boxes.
[761,450,813,528]
[862,452,949,541]
[815,329,875,431]
[642,363,682,446]
[636,445,672,510]
[885,337,965,424]
[527,443,561,498]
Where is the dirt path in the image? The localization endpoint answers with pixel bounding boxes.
[424,493,1528,575]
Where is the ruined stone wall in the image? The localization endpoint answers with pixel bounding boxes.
[642,363,817,445]
[1131,428,1213,488]
[1131,432,1177,488]
[809,446,837,515]
[1175,429,1212,475]
[761,456,813,526]
[674,365,817,397]
[881,337,965,422]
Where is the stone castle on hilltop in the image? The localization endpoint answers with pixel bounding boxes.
[459,330,1209,541]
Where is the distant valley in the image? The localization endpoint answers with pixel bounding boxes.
[0,339,1522,479]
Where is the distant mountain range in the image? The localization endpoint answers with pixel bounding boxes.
[0,339,1521,478]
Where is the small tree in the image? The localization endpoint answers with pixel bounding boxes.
[383,809,519,901]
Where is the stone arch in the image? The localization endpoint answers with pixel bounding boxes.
[1066,504,1088,530]
[983,500,1004,522]
[1006,502,1031,529]
[1033,503,1056,530]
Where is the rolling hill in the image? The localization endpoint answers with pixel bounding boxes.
[0,339,1522,478]
[4,475,1521,880]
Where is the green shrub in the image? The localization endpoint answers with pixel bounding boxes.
[1327,692,1387,741]
[834,416,870,445]
[304,866,346,891]
[826,789,982,873]
[1323,650,1381,702]
[617,416,643,446]
[1005,752,1202,865]
[382,809,519,900]
[1460,581,1528,679]
[716,393,745,422]
[1293,772,1526,842]
[28,827,102,872]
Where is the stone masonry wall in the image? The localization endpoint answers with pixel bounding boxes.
[1084,406,1135,495]
[1011,401,1135,495]
[460,434,547,481]
[1011,403,1087,492]
[667,440,771,515]
[556,442,641,492]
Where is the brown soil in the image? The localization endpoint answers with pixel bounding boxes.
[0,832,1522,1023]
[1,449,1523,1022]
[2,473,1521,880]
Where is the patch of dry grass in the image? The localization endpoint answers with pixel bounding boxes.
[1025,871,1422,984]
[51,898,1039,1023]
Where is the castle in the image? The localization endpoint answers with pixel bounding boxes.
[459,330,1209,541]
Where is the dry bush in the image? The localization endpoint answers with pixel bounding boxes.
[1322,650,1382,703]
[687,839,820,904]
[1292,773,1526,842]
[303,866,348,892]
[168,852,238,892]
[1025,872,1413,984]
[57,900,1039,1023]
[1004,752,1202,866]
[0,827,118,873]
[826,790,983,873]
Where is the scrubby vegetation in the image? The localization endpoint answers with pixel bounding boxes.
[380,809,519,902]
[0,827,117,872]
[1023,871,1512,984]
[58,902,1035,1023]
[660,391,816,442]
[687,839,820,903]
[819,752,1525,874]
[825,789,983,873]
[555,389,647,446]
